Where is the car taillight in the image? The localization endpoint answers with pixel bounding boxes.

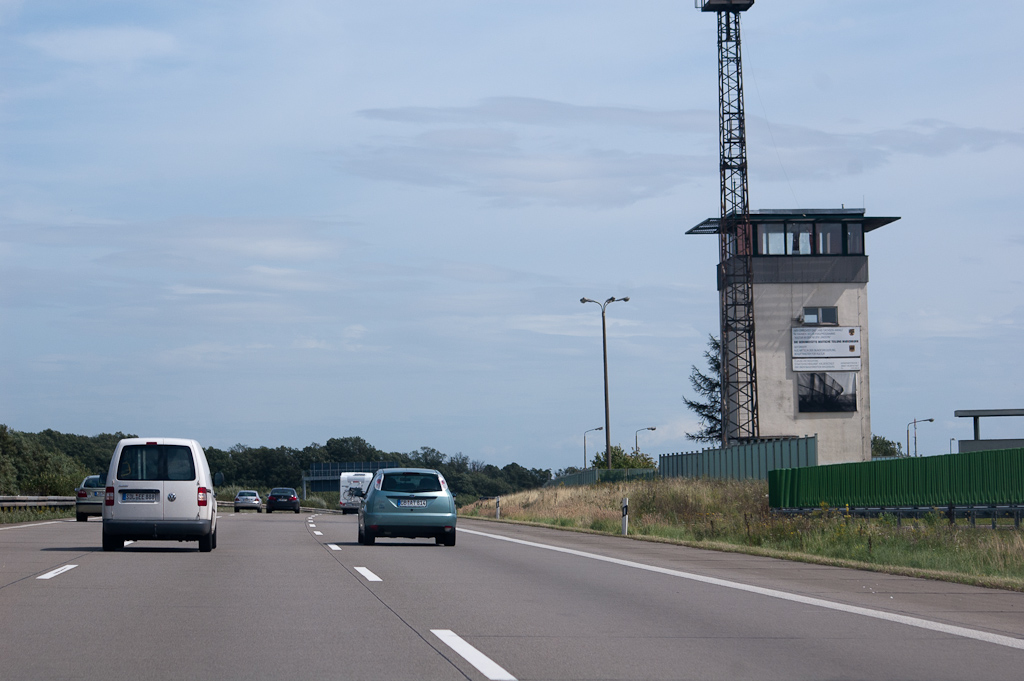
[438,474,448,492]
[289,495,297,501]
[374,476,382,491]
[198,487,208,506]
[105,487,114,506]
[77,490,87,498]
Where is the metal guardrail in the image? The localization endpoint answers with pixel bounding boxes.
[774,504,1024,529]
[0,496,76,510]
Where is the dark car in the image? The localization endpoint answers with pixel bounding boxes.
[266,487,300,513]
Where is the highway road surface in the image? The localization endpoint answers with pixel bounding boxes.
[2,511,1024,680]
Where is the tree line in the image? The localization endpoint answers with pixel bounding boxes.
[0,425,551,501]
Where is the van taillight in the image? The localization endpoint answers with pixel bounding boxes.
[198,487,208,506]
[105,487,114,506]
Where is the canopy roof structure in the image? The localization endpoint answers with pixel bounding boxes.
[687,209,900,236]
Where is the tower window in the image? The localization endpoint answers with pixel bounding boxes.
[802,306,838,325]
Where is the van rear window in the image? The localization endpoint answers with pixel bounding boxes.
[117,445,196,481]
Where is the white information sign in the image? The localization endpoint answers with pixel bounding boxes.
[792,327,861,358]
[793,357,862,372]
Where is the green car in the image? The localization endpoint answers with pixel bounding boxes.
[357,468,457,546]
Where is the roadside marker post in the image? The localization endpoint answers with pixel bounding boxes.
[621,497,629,536]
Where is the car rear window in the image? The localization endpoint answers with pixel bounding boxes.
[117,444,196,482]
[381,473,442,493]
[271,489,294,496]
[239,491,257,497]
[83,475,103,488]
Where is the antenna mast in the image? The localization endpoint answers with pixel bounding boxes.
[699,0,759,444]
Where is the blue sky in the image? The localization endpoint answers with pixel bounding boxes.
[2,1,1022,470]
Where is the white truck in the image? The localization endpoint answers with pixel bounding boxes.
[339,472,374,514]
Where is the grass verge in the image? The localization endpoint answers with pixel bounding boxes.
[459,478,1024,592]
[0,508,75,524]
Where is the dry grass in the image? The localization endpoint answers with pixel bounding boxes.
[460,478,1024,591]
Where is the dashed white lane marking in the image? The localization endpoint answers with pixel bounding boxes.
[354,566,381,582]
[308,524,316,528]
[460,528,1024,652]
[313,531,323,536]
[124,540,135,546]
[432,629,516,681]
[37,564,77,580]
[327,544,341,551]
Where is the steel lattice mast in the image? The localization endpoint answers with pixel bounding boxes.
[700,0,758,444]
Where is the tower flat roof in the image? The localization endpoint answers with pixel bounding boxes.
[699,0,755,11]
[687,209,900,235]
[954,409,1024,418]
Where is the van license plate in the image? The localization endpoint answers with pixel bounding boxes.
[399,499,427,507]
[122,492,157,502]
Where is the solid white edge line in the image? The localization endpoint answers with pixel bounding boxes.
[0,521,63,531]
[327,544,341,551]
[313,531,323,536]
[354,566,382,582]
[37,564,78,580]
[459,527,1024,651]
[432,629,516,681]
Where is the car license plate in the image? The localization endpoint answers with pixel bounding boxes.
[122,491,157,502]
[399,499,427,507]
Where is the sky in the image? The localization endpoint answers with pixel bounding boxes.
[1,1,1022,472]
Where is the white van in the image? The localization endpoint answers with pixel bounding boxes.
[101,438,219,552]
[339,472,373,514]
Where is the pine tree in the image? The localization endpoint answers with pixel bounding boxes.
[683,335,722,443]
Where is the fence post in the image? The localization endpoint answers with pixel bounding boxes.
[621,497,629,536]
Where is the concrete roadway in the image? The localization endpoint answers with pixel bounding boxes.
[2,511,1023,680]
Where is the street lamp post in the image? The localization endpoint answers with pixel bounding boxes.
[635,426,656,457]
[584,426,603,470]
[581,296,630,470]
[906,418,935,457]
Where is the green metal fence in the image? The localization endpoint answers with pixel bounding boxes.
[769,447,1024,509]
[660,437,817,481]
[544,468,658,488]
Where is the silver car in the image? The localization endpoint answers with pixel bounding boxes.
[75,474,106,522]
[233,489,263,513]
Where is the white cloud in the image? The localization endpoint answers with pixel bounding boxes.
[292,338,330,350]
[243,265,330,292]
[23,27,178,65]
[347,99,1024,206]
[166,284,239,297]
[160,342,273,367]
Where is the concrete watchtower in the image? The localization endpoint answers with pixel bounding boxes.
[689,208,899,463]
